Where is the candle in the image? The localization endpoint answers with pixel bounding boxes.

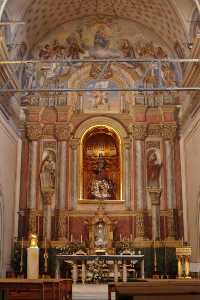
[21,236,24,248]
[71,234,73,242]
[130,234,133,241]
[120,234,122,240]
[81,234,83,243]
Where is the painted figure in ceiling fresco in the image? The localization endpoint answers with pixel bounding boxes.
[66,34,85,59]
[147,150,162,188]
[94,25,110,49]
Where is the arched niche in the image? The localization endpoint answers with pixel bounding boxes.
[81,126,121,201]
[71,116,131,208]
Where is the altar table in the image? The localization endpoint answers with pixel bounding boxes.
[56,254,144,283]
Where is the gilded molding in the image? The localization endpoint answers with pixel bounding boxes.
[132,124,147,140]
[135,211,145,239]
[26,124,43,141]
[55,124,70,141]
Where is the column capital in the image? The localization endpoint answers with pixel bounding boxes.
[55,124,70,141]
[26,124,43,141]
[147,188,162,206]
[161,123,177,140]
[132,124,147,140]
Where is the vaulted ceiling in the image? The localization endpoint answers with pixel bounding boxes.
[4,0,193,51]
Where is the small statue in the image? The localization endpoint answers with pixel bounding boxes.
[29,233,38,248]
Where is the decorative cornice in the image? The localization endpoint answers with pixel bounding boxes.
[132,123,177,140]
[132,124,147,140]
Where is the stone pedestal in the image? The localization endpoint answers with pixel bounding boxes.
[27,247,39,279]
[147,188,162,241]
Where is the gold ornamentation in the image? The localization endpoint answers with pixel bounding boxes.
[28,209,37,235]
[146,141,160,150]
[26,124,43,140]
[161,123,177,140]
[29,233,38,248]
[55,124,70,141]
[132,124,147,140]
[42,125,54,138]
[147,124,162,137]
[135,212,145,239]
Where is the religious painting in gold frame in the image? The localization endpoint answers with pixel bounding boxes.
[81,126,121,201]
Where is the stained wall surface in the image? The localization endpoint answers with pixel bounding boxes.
[0,113,21,276]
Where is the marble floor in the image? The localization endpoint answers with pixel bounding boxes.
[72,284,108,300]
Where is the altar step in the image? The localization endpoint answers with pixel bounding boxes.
[72,284,108,300]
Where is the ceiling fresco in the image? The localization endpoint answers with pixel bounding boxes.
[9,0,187,51]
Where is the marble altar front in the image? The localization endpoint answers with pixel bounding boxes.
[56,254,144,283]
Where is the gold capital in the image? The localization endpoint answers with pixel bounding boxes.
[26,124,43,141]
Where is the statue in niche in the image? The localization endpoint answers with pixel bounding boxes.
[40,151,56,191]
[95,220,107,248]
[90,153,115,200]
[147,150,162,188]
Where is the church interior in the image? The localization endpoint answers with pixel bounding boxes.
[0,0,200,299]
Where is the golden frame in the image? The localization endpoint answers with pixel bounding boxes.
[79,125,123,202]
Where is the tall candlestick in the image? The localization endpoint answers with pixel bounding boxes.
[81,234,83,243]
[71,234,73,242]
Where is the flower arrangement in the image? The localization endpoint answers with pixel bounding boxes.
[56,242,87,255]
[87,260,105,283]
[115,240,135,254]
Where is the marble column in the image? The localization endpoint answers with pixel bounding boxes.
[26,124,43,235]
[71,139,79,209]
[133,124,147,241]
[55,125,69,240]
[162,124,177,240]
[124,138,131,209]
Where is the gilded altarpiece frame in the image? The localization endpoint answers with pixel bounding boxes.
[79,126,122,202]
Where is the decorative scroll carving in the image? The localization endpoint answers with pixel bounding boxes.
[42,125,54,138]
[55,124,70,141]
[147,124,162,137]
[161,124,177,140]
[146,141,160,150]
[135,212,145,240]
[132,124,147,140]
[26,124,43,140]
